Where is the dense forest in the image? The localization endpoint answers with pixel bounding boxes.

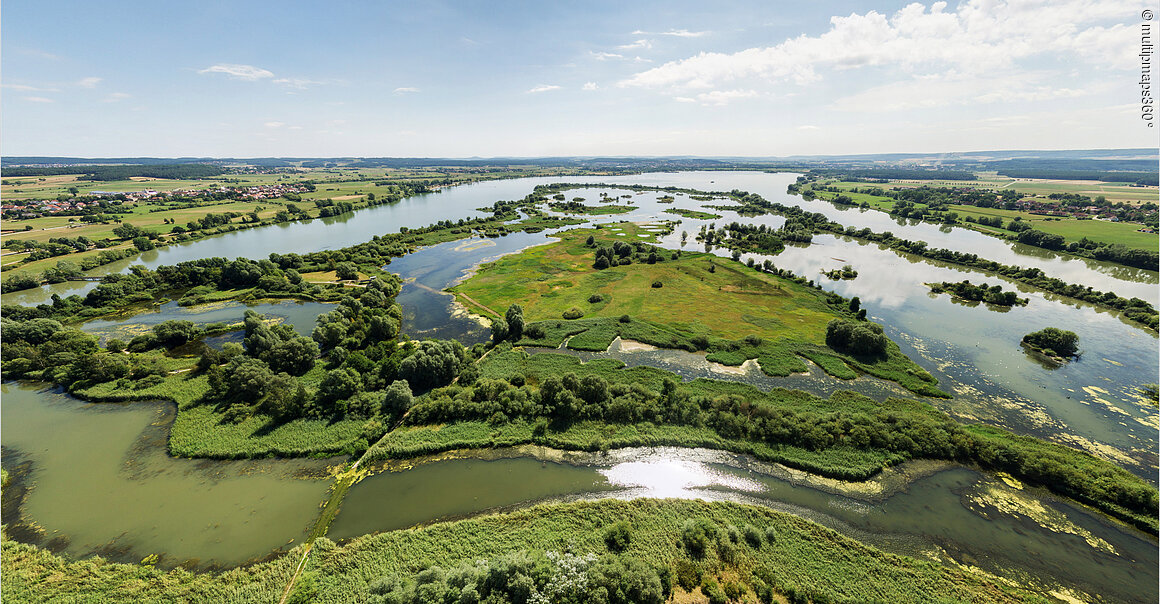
[2,163,224,180]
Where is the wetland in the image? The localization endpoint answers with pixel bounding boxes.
[3,171,1157,603]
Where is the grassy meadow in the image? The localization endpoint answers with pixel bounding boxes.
[1,498,1050,603]
[451,223,944,395]
[298,498,1047,604]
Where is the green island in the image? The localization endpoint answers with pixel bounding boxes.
[928,281,1029,307]
[1021,327,1080,363]
[451,223,944,396]
[664,207,723,220]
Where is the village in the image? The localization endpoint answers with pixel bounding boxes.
[0,182,313,220]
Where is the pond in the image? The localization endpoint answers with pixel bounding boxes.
[0,382,334,569]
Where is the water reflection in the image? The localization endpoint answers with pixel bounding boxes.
[598,457,764,498]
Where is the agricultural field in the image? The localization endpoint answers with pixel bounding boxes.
[813,184,1159,251]
[947,204,1159,249]
[827,175,1159,205]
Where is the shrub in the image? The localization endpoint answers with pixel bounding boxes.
[588,293,604,303]
[681,519,716,558]
[563,307,584,319]
[603,521,632,552]
[651,280,663,288]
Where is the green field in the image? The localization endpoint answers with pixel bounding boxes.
[453,223,834,343]
[450,223,944,396]
[947,205,1159,249]
[812,186,1159,252]
[830,175,1158,204]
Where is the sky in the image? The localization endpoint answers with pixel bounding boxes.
[2,0,1157,157]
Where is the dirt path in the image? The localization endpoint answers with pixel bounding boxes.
[452,291,501,318]
[276,404,416,603]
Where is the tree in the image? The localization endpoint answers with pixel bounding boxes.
[1022,327,1079,357]
[490,316,509,343]
[505,304,525,339]
[317,367,362,405]
[152,320,199,347]
[113,223,143,239]
[848,296,861,312]
[398,339,465,390]
[382,379,414,415]
[826,319,887,356]
[266,337,320,376]
[262,378,309,421]
[335,262,359,281]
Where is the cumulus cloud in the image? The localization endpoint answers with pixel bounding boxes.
[621,0,1138,90]
[591,51,624,60]
[199,63,275,80]
[527,84,561,93]
[77,77,102,88]
[264,121,286,128]
[393,87,420,94]
[583,82,599,90]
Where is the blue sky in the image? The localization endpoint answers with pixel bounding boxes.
[2,0,1155,157]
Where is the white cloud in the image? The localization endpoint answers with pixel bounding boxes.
[77,77,102,88]
[273,77,325,89]
[2,84,59,92]
[680,89,758,106]
[632,29,709,38]
[103,92,132,103]
[618,39,652,50]
[527,84,561,93]
[830,72,1094,112]
[393,87,420,94]
[23,96,54,103]
[265,121,286,128]
[582,82,599,91]
[199,63,275,80]
[621,0,1139,90]
[591,51,624,60]
[661,29,708,38]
